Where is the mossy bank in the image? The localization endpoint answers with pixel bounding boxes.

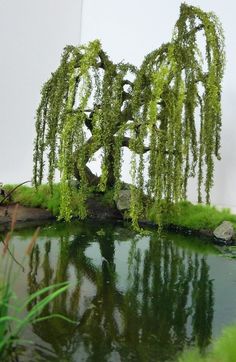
[1,185,236,243]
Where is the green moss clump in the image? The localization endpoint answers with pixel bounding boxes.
[4,184,59,215]
[179,324,236,362]
[147,201,236,232]
[3,185,236,234]
[97,189,115,207]
[3,184,116,218]
[3,184,82,217]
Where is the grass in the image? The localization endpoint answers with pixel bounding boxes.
[178,324,236,362]
[3,183,62,216]
[3,183,82,217]
[0,213,76,360]
[2,184,236,233]
[147,200,236,233]
[3,184,116,217]
[0,280,72,359]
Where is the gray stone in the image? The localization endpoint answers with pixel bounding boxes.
[69,179,79,189]
[116,190,131,211]
[213,221,235,243]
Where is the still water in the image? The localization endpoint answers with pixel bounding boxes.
[4,220,236,361]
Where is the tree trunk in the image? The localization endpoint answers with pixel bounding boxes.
[74,164,100,187]
[74,138,117,189]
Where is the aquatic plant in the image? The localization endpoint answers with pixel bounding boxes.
[33,4,225,227]
[0,226,75,361]
[0,279,71,360]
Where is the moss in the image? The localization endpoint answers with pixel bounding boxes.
[178,324,236,362]
[103,189,115,205]
[78,186,116,209]
[147,200,236,232]
[3,184,116,218]
[3,184,79,217]
[3,184,236,233]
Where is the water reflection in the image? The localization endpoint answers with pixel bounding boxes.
[24,223,214,361]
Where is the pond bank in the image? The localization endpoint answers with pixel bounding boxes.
[0,204,55,231]
[0,196,123,232]
[2,184,236,242]
[1,201,235,248]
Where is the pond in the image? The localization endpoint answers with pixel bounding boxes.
[4,220,236,362]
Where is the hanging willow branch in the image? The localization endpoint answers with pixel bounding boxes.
[33,4,225,225]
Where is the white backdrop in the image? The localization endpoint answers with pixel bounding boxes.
[0,0,83,183]
[0,0,235,211]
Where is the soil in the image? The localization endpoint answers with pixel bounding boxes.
[0,204,55,231]
[0,196,123,232]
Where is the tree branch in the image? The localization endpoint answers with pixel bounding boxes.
[122,137,150,153]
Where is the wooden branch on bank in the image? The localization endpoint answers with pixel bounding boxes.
[0,180,31,206]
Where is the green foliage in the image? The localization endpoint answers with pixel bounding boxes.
[178,325,236,362]
[33,4,225,225]
[148,201,236,232]
[4,184,116,217]
[4,184,61,215]
[99,189,115,207]
[0,235,75,360]
[0,266,12,356]
[0,281,72,359]
[6,184,236,234]
[4,184,83,217]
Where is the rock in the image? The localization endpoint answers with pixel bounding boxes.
[213,221,235,243]
[115,190,131,211]
[86,196,122,220]
[69,179,79,189]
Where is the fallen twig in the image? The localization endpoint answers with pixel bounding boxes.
[0,180,31,206]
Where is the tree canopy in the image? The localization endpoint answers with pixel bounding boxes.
[33,3,225,227]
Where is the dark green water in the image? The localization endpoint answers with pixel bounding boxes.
[4,221,236,361]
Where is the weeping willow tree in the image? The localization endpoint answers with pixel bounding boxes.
[33,4,225,226]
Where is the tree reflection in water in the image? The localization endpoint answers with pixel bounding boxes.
[26,224,214,362]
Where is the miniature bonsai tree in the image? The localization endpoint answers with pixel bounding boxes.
[33,4,225,227]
